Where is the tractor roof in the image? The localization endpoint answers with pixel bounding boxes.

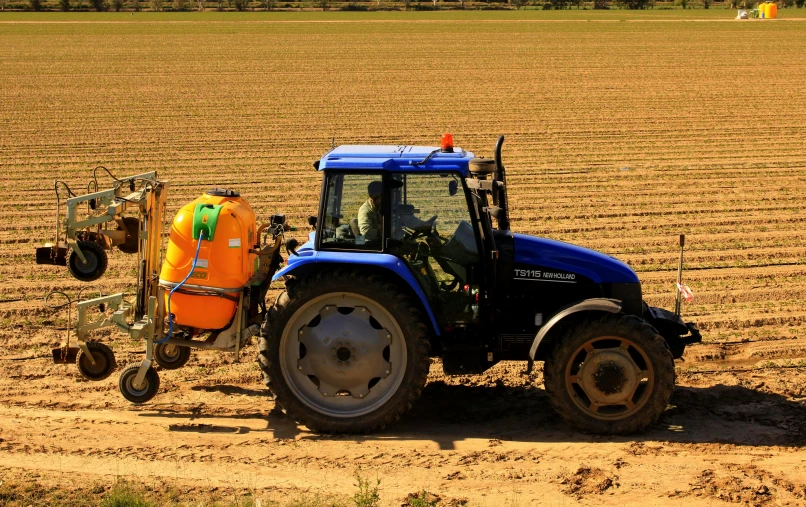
[317,145,477,176]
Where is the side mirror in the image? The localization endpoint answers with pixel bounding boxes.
[307,215,317,228]
[448,179,458,196]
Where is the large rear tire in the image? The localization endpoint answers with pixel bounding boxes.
[543,313,674,435]
[258,270,431,433]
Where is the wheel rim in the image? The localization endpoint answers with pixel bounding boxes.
[125,371,149,396]
[81,351,108,376]
[279,293,407,418]
[75,250,98,274]
[158,344,180,362]
[564,336,654,421]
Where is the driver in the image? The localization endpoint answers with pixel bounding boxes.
[358,180,436,242]
[358,181,383,241]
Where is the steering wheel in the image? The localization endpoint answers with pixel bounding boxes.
[402,215,440,242]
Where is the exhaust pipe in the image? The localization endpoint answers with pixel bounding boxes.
[493,135,510,231]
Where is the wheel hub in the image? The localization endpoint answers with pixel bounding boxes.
[79,252,97,271]
[161,344,179,358]
[82,351,107,374]
[578,348,641,405]
[297,305,391,399]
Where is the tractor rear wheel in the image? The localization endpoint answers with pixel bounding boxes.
[258,270,431,433]
[543,313,674,435]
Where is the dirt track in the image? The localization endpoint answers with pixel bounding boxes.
[1,340,805,505]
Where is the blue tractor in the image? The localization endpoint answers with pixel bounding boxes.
[259,135,701,434]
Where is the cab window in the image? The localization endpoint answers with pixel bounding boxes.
[387,172,481,325]
[319,173,383,251]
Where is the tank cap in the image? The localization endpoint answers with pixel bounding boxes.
[206,188,240,197]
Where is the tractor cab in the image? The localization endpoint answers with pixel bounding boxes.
[287,139,488,340]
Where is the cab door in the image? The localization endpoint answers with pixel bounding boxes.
[384,172,483,330]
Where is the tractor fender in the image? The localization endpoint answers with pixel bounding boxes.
[528,298,622,360]
[272,251,440,336]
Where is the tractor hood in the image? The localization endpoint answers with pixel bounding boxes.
[512,233,638,284]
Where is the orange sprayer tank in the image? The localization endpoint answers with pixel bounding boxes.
[160,189,256,330]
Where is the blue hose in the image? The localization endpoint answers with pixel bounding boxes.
[157,230,205,345]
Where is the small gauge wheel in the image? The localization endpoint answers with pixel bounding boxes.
[76,342,116,381]
[68,240,108,282]
[154,342,192,370]
[118,364,160,404]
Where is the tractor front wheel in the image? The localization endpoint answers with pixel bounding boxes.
[543,314,675,435]
[258,270,431,433]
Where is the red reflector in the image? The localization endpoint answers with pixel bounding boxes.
[463,284,470,292]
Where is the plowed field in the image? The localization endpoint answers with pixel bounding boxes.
[1,12,805,506]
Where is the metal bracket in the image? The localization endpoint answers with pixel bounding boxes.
[465,179,493,191]
[132,296,157,390]
[75,293,133,341]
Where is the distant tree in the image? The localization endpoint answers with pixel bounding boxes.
[29,0,42,10]
[233,0,247,9]
[796,0,805,8]
[197,0,204,9]
[701,0,710,8]
[112,0,123,9]
[593,0,607,8]
[173,0,186,9]
[60,0,71,9]
[149,0,161,9]
[615,0,652,8]
[0,0,5,11]
[90,0,108,10]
